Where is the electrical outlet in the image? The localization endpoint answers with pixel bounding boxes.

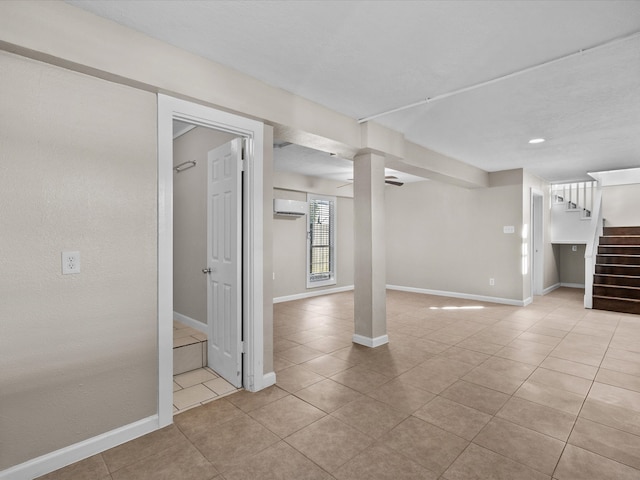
[62,251,81,274]
[489,278,495,286]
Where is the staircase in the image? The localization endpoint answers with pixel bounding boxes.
[592,226,640,315]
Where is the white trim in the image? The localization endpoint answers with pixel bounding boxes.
[261,371,277,389]
[386,284,530,307]
[542,283,561,295]
[158,95,266,421]
[273,285,354,304]
[0,416,158,480]
[523,296,533,306]
[352,334,389,348]
[560,283,585,289]
[173,311,207,334]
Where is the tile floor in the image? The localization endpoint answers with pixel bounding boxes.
[40,288,640,479]
[173,321,240,414]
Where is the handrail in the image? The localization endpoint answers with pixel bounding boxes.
[584,186,604,308]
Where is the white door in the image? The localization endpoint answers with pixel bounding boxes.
[205,138,243,387]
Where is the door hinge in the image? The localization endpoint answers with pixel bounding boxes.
[240,341,246,354]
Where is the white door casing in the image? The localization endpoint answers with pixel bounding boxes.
[158,94,269,429]
[206,139,243,387]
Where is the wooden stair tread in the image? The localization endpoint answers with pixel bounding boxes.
[593,295,640,303]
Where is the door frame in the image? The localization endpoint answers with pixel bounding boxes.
[157,94,265,427]
[531,188,544,296]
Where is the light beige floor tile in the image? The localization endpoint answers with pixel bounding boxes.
[193,414,279,472]
[588,381,640,413]
[221,441,333,480]
[569,417,640,470]
[439,346,491,366]
[367,378,435,414]
[330,365,391,393]
[285,416,373,473]
[36,454,109,480]
[554,444,640,480]
[102,425,190,473]
[331,396,408,438]
[596,368,640,393]
[110,443,217,480]
[174,368,218,388]
[248,394,325,437]
[414,396,491,441]
[173,384,217,410]
[335,443,438,480]
[396,365,460,395]
[527,367,592,396]
[600,355,640,377]
[295,378,363,413]
[514,380,585,415]
[496,396,576,441]
[276,364,325,392]
[494,346,548,365]
[203,377,237,396]
[302,354,354,376]
[174,398,244,441]
[441,380,510,415]
[224,385,288,413]
[473,417,564,475]
[443,443,550,480]
[174,343,205,375]
[173,381,182,392]
[277,344,325,364]
[382,416,469,475]
[580,397,640,437]
[517,331,562,346]
[539,356,598,380]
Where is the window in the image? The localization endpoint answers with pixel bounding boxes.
[307,194,336,288]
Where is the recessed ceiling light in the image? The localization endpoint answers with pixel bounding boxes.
[528,138,545,144]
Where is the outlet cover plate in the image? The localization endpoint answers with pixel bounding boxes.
[62,251,81,274]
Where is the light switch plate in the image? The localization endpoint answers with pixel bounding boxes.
[503,226,515,234]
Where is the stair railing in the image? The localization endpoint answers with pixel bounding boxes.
[584,185,604,308]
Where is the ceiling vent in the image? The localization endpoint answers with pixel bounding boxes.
[273,199,307,217]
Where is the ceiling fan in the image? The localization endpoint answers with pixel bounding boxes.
[338,175,404,188]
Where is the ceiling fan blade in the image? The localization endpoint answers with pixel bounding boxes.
[385,180,404,186]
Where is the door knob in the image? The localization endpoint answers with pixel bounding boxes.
[202,268,212,274]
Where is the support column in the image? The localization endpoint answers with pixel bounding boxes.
[353,152,388,347]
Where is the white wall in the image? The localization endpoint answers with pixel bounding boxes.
[386,174,525,303]
[273,186,354,299]
[173,127,236,325]
[602,184,640,226]
[0,51,157,470]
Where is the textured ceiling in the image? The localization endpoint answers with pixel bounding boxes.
[69,0,640,183]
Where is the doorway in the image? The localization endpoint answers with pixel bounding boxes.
[172,126,243,411]
[531,189,544,296]
[157,95,269,428]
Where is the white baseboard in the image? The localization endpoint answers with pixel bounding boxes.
[560,283,585,289]
[254,371,277,391]
[352,334,389,348]
[386,284,530,307]
[523,297,533,306]
[542,283,561,295]
[0,416,158,480]
[274,285,354,304]
[173,311,207,334]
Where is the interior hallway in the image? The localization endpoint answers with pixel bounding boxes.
[39,288,640,479]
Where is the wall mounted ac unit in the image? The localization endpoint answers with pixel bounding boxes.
[273,199,307,217]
